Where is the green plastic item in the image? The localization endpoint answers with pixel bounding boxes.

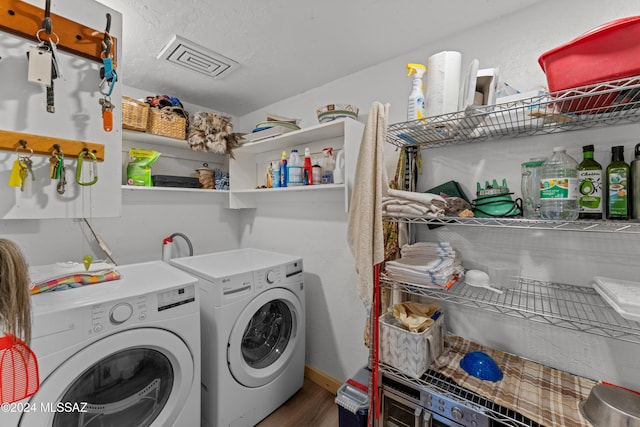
[473,178,521,218]
[126,148,161,186]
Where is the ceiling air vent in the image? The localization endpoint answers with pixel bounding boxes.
[157,35,239,79]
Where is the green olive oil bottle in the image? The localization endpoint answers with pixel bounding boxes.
[578,144,603,219]
[606,145,630,220]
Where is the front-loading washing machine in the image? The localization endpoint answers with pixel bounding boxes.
[169,248,305,427]
[2,260,200,427]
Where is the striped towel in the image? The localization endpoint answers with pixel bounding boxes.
[435,336,595,427]
[29,261,120,294]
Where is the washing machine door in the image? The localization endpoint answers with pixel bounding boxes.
[227,287,303,388]
[19,328,193,427]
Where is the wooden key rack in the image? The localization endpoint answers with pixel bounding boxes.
[0,130,104,161]
[0,0,118,65]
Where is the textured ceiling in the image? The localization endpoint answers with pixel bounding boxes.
[97,0,538,116]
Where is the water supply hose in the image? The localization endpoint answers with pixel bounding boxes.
[169,232,193,256]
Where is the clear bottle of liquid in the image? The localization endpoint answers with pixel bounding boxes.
[321,147,335,184]
[287,149,303,186]
[578,144,603,219]
[606,145,630,220]
[539,146,579,221]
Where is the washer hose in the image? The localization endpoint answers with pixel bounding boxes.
[170,232,194,257]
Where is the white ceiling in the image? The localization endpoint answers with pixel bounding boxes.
[97,0,539,116]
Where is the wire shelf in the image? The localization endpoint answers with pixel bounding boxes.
[387,75,640,149]
[383,215,640,233]
[381,277,640,344]
[380,364,541,427]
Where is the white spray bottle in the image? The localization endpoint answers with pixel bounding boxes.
[406,63,426,121]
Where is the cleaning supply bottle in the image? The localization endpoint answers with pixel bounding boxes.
[606,145,630,220]
[287,149,303,186]
[631,143,640,219]
[272,161,281,188]
[539,146,579,221]
[303,147,313,185]
[406,63,426,121]
[280,151,288,187]
[321,147,335,184]
[578,144,603,219]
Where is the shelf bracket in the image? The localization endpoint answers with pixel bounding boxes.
[0,130,104,161]
[0,0,118,65]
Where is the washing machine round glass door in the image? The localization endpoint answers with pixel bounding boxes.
[227,287,303,388]
[20,328,193,427]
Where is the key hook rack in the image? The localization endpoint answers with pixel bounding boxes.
[0,130,104,161]
[0,0,118,65]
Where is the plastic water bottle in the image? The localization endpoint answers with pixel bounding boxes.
[539,146,579,220]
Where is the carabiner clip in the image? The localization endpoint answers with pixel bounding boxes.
[99,71,118,96]
[76,150,98,186]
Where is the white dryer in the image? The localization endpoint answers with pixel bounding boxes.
[170,248,305,427]
[2,261,200,427]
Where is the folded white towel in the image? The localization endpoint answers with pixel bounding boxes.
[387,188,447,206]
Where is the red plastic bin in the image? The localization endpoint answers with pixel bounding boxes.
[538,16,640,113]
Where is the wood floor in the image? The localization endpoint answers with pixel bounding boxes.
[256,378,340,427]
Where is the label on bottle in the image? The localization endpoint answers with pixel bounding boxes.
[287,165,303,186]
[539,177,578,200]
[608,167,628,216]
[578,170,602,212]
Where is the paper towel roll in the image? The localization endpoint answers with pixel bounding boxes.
[425,51,462,117]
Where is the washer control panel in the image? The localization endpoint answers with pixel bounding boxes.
[91,295,147,335]
[158,284,196,312]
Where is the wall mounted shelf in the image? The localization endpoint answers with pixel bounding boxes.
[386,75,640,149]
[383,215,640,234]
[381,276,640,344]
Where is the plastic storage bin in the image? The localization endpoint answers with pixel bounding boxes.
[379,311,444,378]
[538,16,640,112]
[335,367,369,427]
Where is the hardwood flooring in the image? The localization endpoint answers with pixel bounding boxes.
[256,378,340,427]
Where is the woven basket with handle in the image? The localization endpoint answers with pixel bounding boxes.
[122,96,150,132]
[146,106,188,140]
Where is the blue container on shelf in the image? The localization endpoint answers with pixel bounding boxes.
[335,366,370,427]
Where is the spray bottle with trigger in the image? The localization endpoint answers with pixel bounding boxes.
[406,63,426,121]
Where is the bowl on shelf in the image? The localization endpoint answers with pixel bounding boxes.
[316,104,359,123]
[459,351,503,382]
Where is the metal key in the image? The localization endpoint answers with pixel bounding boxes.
[19,164,28,192]
[57,164,66,194]
[22,157,34,181]
[49,155,59,179]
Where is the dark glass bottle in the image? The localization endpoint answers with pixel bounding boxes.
[578,144,603,219]
[606,146,630,220]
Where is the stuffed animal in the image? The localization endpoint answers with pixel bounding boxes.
[187,112,243,158]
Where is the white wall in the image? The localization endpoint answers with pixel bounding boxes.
[237,0,640,388]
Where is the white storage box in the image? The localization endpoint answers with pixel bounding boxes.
[379,311,444,378]
[592,276,640,322]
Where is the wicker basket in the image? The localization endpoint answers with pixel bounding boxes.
[146,106,188,140]
[121,96,150,131]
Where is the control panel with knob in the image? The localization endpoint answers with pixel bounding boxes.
[266,270,276,284]
[451,407,464,421]
[109,302,133,324]
[91,295,147,336]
